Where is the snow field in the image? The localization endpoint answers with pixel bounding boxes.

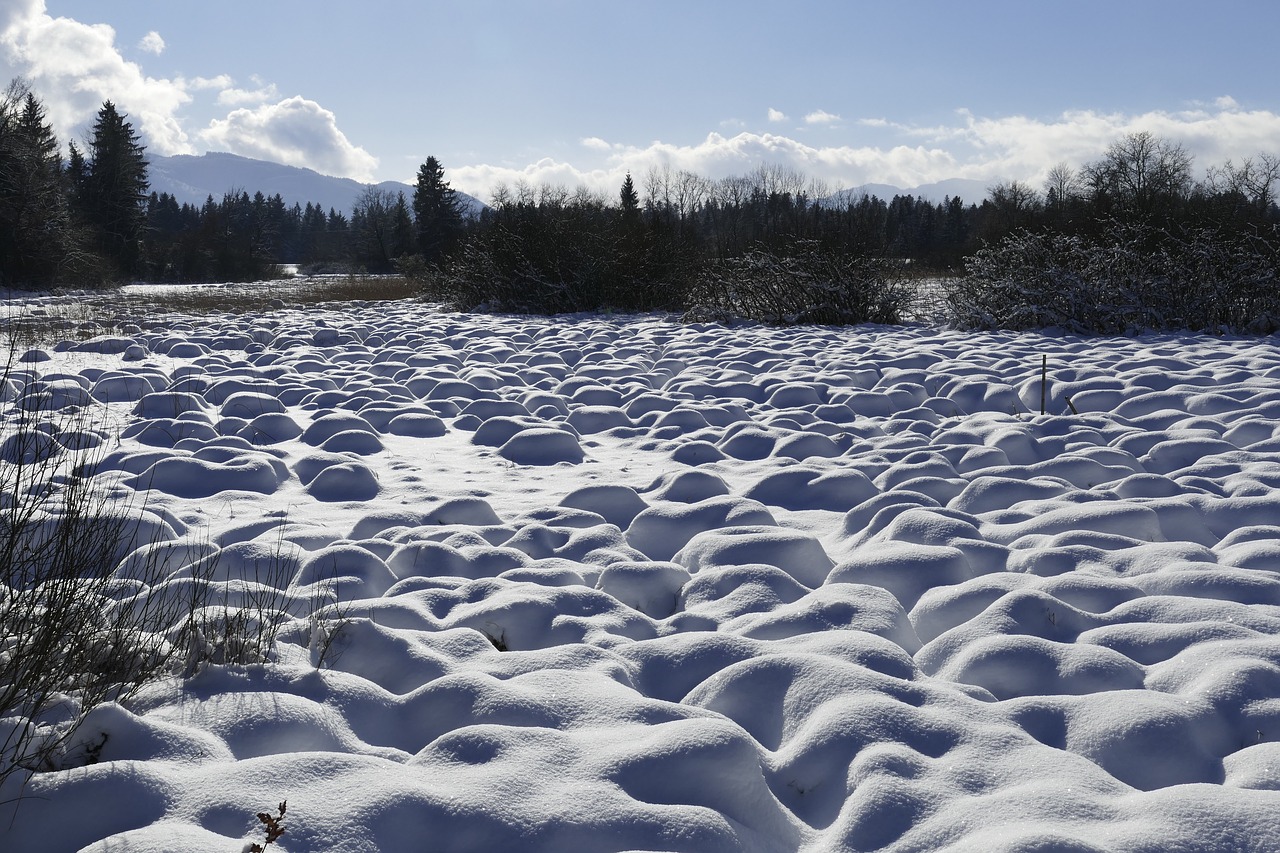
[3,300,1280,851]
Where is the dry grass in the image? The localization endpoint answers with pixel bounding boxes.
[2,274,424,350]
[135,273,422,312]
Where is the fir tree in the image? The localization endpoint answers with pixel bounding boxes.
[85,101,149,276]
[0,82,75,286]
[412,155,462,262]
[392,192,415,260]
[619,172,640,220]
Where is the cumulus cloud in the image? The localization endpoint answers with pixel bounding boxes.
[446,100,1280,201]
[767,108,788,123]
[0,3,376,178]
[200,96,378,181]
[137,30,164,55]
[445,158,611,203]
[804,110,841,125]
[188,74,234,91]
[879,103,1280,186]
[0,1,192,153]
[448,129,966,200]
[216,79,280,106]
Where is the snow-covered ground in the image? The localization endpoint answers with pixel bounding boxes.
[4,295,1280,852]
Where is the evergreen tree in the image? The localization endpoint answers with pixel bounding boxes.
[85,101,149,276]
[619,172,640,221]
[412,155,462,262]
[0,82,75,286]
[392,192,415,260]
[65,139,86,209]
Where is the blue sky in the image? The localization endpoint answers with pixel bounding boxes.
[5,0,1280,200]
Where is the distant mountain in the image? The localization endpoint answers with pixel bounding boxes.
[824,178,992,207]
[147,152,990,217]
[146,151,485,217]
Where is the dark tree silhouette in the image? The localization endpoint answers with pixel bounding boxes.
[619,172,639,220]
[0,82,76,285]
[81,101,149,276]
[412,156,463,263]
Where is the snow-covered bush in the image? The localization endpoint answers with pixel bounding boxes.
[949,221,1280,334]
[684,241,911,325]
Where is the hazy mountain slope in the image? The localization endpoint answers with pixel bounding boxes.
[147,151,484,216]
[825,177,991,206]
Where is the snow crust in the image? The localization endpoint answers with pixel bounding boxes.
[4,300,1280,851]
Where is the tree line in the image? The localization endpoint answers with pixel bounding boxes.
[3,79,1278,332]
[0,81,469,287]
[0,80,149,286]
[419,133,1280,321]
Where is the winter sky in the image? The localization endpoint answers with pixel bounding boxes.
[5,0,1280,201]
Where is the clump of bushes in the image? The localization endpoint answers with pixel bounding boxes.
[684,241,912,326]
[948,220,1280,334]
[423,210,694,315]
[425,224,912,327]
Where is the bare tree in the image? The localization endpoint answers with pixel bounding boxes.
[1082,131,1193,217]
[643,164,674,220]
[671,169,711,221]
[1044,162,1080,203]
[986,180,1042,231]
[750,163,807,199]
[1205,153,1280,213]
[350,186,410,271]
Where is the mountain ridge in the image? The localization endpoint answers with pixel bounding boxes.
[146,151,485,216]
[825,177,991,206]
[146,152,994,216]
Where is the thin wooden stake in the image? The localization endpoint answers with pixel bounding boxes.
[1040,354,1047,416]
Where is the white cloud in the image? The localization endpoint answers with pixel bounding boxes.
[0,1,192,153]
[448,101,1280,201]
[0,4,376,178]
[767,108,788,123]
[804,110,841,125]
[188,74,234,91]
[448,157,622,203]
[137,30,164,55]
[890,104,1280,186]
[447,131,957,200]
[0,0,41,38]
[216,81,280,106]
[580,136,612,151]
[200,96,378,182]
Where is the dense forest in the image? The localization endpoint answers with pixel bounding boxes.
[3,80,1279,331]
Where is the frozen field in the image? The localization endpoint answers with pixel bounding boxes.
[3,294,1280,852]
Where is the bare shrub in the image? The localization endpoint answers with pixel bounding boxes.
[684,241,911,326]
[177,528,297,675]
[427,222,628,314]
[948,221,1280,334]
[0,342,198,795]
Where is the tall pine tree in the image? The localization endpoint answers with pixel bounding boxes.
[619,172,640,220]
[0,82,75,286]
[84,101,149,276]
[412,155,462,263]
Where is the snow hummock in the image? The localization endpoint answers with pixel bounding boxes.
[3,298,1280,852]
